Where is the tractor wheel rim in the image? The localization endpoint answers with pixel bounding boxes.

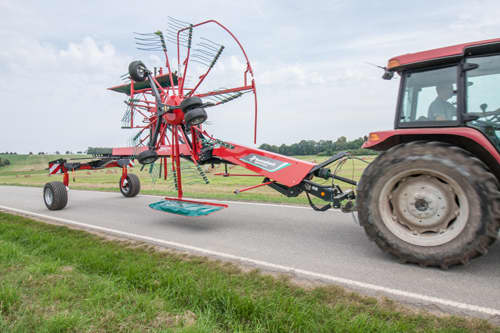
[379,168,469,247]
[136,66,145,79]
[44,188,53,206]
[190,116,205,126]
[121,179,129,193]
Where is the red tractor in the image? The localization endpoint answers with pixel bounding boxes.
[358,38,500,268]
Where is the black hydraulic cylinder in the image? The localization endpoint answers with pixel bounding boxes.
[332,174,357,186]
[313,166,357,186]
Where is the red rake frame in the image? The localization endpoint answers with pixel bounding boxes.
[108,19,259,214]
[46,19,356,216]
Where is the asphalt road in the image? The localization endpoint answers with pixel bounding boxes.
[1,185,499,321]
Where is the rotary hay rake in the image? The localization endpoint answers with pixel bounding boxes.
[43,18,357,217]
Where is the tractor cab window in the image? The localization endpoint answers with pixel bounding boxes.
[399,66,458,125]
[465,54,500,150]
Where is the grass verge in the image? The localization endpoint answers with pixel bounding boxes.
[0,212,497,332]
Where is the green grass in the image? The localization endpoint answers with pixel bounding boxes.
[0,212,496,332]
[0,154,372,205]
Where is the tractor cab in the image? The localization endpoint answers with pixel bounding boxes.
[387,39,500,151]
[358,38,500,268]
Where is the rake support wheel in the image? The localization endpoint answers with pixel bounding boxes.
[128,60,148,82]
[179,97,203,113]
[119,173,141,197]
[357,141,500,268]
[137,150,158,165]
[184,107,207,127]
[43,181,68,210]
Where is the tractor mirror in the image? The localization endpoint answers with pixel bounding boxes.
[382,70,394,80]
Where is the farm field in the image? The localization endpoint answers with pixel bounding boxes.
[0,153,374,205]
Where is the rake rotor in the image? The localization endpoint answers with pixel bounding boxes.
[107,18,258,215]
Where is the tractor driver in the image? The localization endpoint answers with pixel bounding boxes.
[428,84,456,121]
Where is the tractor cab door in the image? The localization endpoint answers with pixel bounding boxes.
[464,54,500,151]
[397,65,460,127]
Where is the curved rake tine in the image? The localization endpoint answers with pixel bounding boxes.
[135,41,162,46]
[198,43,219,52]
[134,36,161,41]
[193,48,217,57]
[134,32,161,36]
[168,16,192,25]
[191,54,213,62]
[200,37,223,47]
[136,47,164,51]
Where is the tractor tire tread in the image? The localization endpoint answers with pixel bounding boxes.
[43,181,68,210]
[120,173,141,197]
[357,141,500,268]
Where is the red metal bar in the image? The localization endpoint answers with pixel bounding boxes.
[214,173,261,177]
[170,129,177,188]
[163,157,168,180]
[130,77,135,128]
[162,196,228,208]
[175,19,258,142]
[63,172,69,187]
[178,20,254,76]
[252,79,258,143]
[173,125,183,198]
[234,181,273,194]
[120,166,128,187]
[196,85,253,98]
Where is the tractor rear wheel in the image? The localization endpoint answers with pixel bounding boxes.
[357,141,500,268]
[119,173,140,197]
[43,181,68,210]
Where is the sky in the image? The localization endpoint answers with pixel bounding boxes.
[1,0,500,153]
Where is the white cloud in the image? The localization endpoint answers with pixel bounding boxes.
[0,35,131,153]
[2,0,500,153]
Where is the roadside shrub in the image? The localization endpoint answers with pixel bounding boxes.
[0,159,10,168]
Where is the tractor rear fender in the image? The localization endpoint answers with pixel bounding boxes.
[363,127,500,179]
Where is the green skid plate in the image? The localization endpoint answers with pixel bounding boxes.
[149,200,225,217]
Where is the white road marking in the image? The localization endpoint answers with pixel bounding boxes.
[0,204,498,317]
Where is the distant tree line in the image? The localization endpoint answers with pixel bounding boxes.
[258,136,377,156]
[27,151,80,155]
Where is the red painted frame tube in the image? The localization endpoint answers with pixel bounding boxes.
[162,196,228,208]
[63,172,69,187]
[176,19,258,143]
[195,85,254,97]
[120,166,128,187]
[173,125,183,199]
[214,173,262,177]
[234,181,273,194]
